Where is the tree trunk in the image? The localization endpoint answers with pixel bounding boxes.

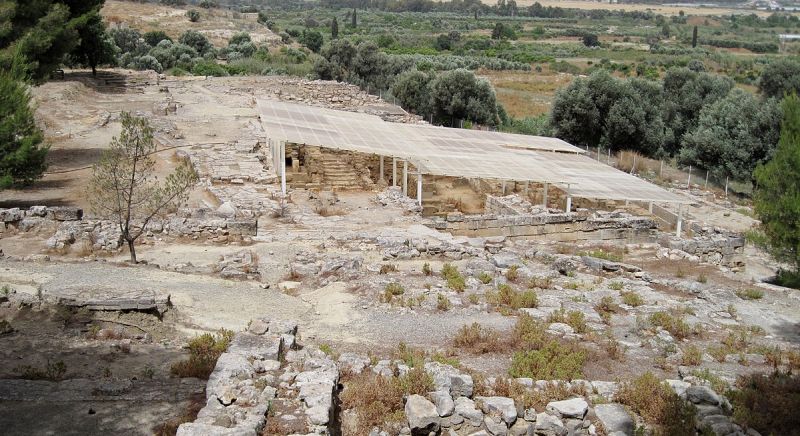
[92,64,97,77]
[127,239,137,264]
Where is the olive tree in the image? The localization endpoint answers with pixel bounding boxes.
[89,112,197,263]
[429,68,499,127]
[759,58,800,99]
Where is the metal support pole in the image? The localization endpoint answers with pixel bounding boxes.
[648,202,653,213]
[542,183,549,208]
[392,157,397,187]
[687,166,692,189]
[704,170,709,189]
[725,176,729,198]
[565,195,572,213]
[524,181,529,197]
[676,204,683,238]
[631,155,637,174]
[379,155,384,181]
[597,146,600,161]
[501,180,506,196]
[402,160,408,196]
[607,148,611,165]
[280,141,287,195]
[660,160,664,178]
[417,169,422,206]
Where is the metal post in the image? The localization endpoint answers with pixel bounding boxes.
[631,155,636,174]
[676,203,683,238]
[542,182,549,208]
[648,202,653,213]
[607,148,611,165]
[705,170,709,189]
[392,157,397,187]
[660,160,664,177]
[402,160,408,196]
[280,141,287,195]
[597,146,600,161]
[687,165,692,189]
[501,180,506,195]
[566,195,572,213]
[524,181,529,197]
[417,169,422,206]
[725,176,729,198]
[379,155,384,181]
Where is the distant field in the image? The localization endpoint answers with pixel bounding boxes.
[481,69,574,117]
[101,0,279,46]
[478,0,792,16]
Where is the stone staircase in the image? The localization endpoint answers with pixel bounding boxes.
[319,152,362,189]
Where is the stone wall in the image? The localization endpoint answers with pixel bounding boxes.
[658,231,746,268]
[0,206,258,254]
[177,319,338,436]
[431,195,658,243]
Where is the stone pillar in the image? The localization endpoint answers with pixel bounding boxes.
[417,169,422,206]
[403,160,408,196]
[280,141,287,195]
[676,203,683,238]
[291,148,300,173]
[392,157,397,187]
[542,183,549,208]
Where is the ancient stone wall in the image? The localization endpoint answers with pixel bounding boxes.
[658,232,746,268]
[432,195,658,243]
[0,206,258,254]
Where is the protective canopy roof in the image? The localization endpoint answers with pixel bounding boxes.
[257,99,688,204]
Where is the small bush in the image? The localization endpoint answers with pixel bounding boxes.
[511,313,548,347]
[566,310,588,333]
[171,329,233,379]
[620,290,645,307]
[508,340,587,380]
[478,271,493,284]
[609,281,624,291]
[505,265,520,282]
[186,9,200,22]
[697,273,708,284]
[441,263,458,279]
[595,296,621,325]
[468,294,480,305]
[422,262,432,276]
[382,282,405,303]
[437,293,451,311]
[615,372,697,436]
[488,284,538,311]
[649,311,692,340]
[379,264,398,274]
[578,249,622,262]
[681,344,702,366]
[453,323,503,354]
[192,60,229,77]
[735,288,764,300]
[528,276,552,289]
[447,274,466,292]
[730,371,800,436]
[14,360,67,381]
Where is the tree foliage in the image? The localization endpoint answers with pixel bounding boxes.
[753,94,800,272]
[300,29,323,53]
[71,10,116,76]
[0,70,48,188]
[89,112,197,263]
[331,17,338,39]
[429,68,499,127]
[759,58,800,100]
[391,69,433,117]
[0,0,105,83]
[680,90,781,182]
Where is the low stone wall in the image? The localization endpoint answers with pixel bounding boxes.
[177,319,338,436]
[430,200,658,243]
[0,206,258,254]
[659,232,746,268]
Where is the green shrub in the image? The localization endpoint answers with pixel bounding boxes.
[437,293,451,311]
[170,329,233,379]
[735,288,764,300]
[454,323,503,354]
[505,265,520,282]
[380,264,398,274]
[447,274,466,292]
[609,281,624,291]
[509,340,586,380]
[620,291,645,307]
[14,360,67,381]
[422,262,432,276]
[578,249,622,262]
[192,60,229,77]
[649,311,692,340]
[615,372,697,436]
[382,282,405,303]
[730,371,800,435]
[478,271,493,284]
[681,344,702,366]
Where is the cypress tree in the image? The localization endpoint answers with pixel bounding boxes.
[331,17,339,39]
[692,26,698,48]
[351,8,357,28]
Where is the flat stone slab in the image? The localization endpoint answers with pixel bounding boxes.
[42,286,171,313]
[594,404,634,436]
